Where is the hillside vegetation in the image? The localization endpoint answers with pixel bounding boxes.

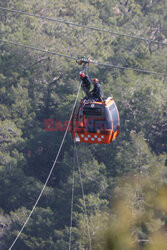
[0,0,167,249]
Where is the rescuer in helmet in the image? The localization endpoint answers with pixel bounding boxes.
[90,78,103,101]
[80,72,91,99]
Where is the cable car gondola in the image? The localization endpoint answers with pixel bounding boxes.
[72,96,120,144]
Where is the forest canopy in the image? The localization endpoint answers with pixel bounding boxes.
[0,0,167,249]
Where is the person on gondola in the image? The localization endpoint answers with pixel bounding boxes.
[80,72,91,99]
[90,78,103,102]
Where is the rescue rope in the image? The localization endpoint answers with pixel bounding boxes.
[74,142,92,250]
[8,82,81,250]
[69,145,76,250]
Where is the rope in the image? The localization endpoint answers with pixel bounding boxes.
[8,83,81,250]
[69,145,76,250]
[0,38,167,76]
[74,142,92,250]
[0,6,167,46]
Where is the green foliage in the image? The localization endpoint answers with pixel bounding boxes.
[92,167,167,250]
[0,0,166,248]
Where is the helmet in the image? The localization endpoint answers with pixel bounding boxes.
[93,78,98,83]
[80,72,85,78]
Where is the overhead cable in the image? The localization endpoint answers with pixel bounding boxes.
[92,60,167,76]
[0,38,76,60]
[0,6,167,46]
[8,82,81,250]
[0,38,167,77]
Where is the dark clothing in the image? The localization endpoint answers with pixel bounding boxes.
[81,75,91,99]
[91,82,103,101]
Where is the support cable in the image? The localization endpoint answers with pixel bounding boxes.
[0,6,167,46]
[74,142,92,250]
[8,82,81,250]
[0,38,76,60]
[0,38,167,77]
[92,60,167,76]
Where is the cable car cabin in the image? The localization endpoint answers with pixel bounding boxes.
[72,97,120,144]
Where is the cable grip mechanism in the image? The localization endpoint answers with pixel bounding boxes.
[76,56,92,71]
